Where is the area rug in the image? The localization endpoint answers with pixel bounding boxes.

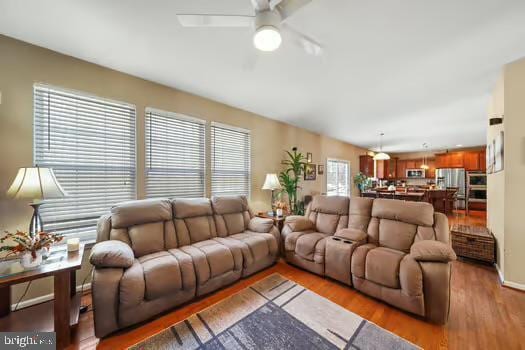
[129,273,419,350]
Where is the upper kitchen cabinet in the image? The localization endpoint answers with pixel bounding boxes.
[479,149,486,171]
[464,151,481,171]
[448,152,464,168]
[435,152,463,168]
[426,158,436,178]
[376,158,397,179]
[397,160,407,178]
[359,155,374,177]
[405,160,416,169]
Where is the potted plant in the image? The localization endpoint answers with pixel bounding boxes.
[0,230,63,269]
[353,172,370,196]
[279,147,307,215]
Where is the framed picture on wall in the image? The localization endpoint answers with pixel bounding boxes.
[318,164,324,175]
[306,152,313,163]
[304,163,316,180]
[486,142,494,174]
[494,131,504,172]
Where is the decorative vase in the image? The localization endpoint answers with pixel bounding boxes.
[20,250,43,269]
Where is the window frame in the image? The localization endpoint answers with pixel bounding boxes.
[144,107,207,199]
[33,83,137,242]
[210,121,251,198]
[325,158,351,196]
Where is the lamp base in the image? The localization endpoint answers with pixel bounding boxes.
[29,203,44,237]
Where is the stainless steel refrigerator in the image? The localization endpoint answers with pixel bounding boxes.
[435,168,466,209]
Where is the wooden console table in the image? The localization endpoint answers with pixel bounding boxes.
[0,245,84,349]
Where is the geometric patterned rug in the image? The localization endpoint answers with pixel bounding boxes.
[129,273,420,349]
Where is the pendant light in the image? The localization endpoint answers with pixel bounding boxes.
[373,133,390,160]
[420,143,430,170]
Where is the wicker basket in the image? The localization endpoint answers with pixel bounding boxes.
[451,224,495,263]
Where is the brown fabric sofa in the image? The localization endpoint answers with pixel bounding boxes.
[90,196,279,338]
[282,195,456,324]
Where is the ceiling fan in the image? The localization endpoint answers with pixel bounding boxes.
[176,0,322,55]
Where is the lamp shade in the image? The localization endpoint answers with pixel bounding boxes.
[373,152,391,160]
[262,173,282,190]
[6,167,67,201]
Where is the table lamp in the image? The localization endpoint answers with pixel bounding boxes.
[262,173,282,216]
[6,167,67,237]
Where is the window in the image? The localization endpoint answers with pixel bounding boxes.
[211,122,251,197]
[145,108,206,198]
[326,158,350,196]
[34,84,136,240]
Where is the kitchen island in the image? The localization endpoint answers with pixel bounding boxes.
[361,188,457,214]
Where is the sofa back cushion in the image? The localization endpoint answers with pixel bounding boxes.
[211,196,252,236]
[348,197,374,232]
[172,198,216,245]
[306,195,349,235]
[369,199,435,252]
[110,199,174,257]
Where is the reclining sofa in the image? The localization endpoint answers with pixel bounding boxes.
[90,195,279,337]
[282,195,456,324]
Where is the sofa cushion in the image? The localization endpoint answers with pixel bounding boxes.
[223,213,245,235]
[295,232,330,262]
[248,217,273,233]
[111,198,172,229]
[211,195,249,214]
[334,228,367,243]
[128,221,165,257]
[309,195,349,215]
[90,240,134,268]
[410,240,457,262]
[350,243,377,278]
[139,252,183,300]
[365,247,406,289]
[227,231,278,266]
[348,197,374,231]
[378,219,417,253]
[180,240,242,285]
[372,198,434,227]
[172,198,212,218]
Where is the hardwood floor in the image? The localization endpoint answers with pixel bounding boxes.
[69,210,525,350]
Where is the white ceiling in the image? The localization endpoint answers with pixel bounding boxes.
[1,0,525,152]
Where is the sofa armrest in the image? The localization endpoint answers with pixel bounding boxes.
[248,217,274,233]
[410,240,457,263]
[90,240,134,268]
[334,228,368,243]
[283,216,314,232]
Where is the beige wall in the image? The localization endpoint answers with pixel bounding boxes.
[487,73,505,276]
[487,57,525,288]
[0,35,366,303]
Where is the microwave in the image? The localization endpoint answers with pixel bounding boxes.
[406,169,425,178]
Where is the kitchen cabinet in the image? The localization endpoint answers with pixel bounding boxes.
[426,159,436,178]
[405,160,416,169]
[376,158,398,179]
[448,152,464,168]
[464,151,481,171]
[397,160,407,179]
[387,158,397,178]
[479,149,486,171]
[359,155,374,177]
[435,154,448,168]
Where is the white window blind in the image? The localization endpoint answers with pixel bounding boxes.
[34,84,136,240]
[145,108,206,198]
[326,159,350,196]
[211,122,251,197]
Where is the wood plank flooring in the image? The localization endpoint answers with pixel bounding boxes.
[68,210,525,350]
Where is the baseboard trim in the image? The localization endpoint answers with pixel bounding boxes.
[494,263,504,284]
[493,263,525,291]
[502,280,525,291]
[11,283,91,311]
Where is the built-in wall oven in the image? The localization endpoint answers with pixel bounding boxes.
[467,172,487,187]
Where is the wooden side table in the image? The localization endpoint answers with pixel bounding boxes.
[0,245,84,349]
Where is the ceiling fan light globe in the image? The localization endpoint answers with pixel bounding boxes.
[253,26,282,51]
[373,152,390,160]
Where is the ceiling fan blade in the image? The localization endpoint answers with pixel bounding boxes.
[274,0,312,20]
[176,14,254,27]
[282,23,323,56]
[250,0,270,12]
